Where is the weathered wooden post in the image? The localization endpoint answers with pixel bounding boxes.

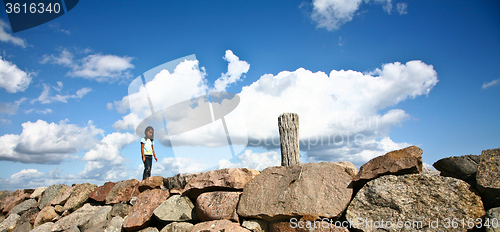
[278,113,300,167]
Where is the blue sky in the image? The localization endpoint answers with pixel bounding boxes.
[0,0,499,190]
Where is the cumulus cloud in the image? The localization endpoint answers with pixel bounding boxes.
[41,48,134,83]
[79,132,137,180]
[0,19,27,48]
[309,0,406,31]
[213,50,250,92]
[0,119,103,164]
[150,157,210,178]
[31,83,92,104]
[482,78,500,89]
[218,150,281,171]
[0,56,33,93]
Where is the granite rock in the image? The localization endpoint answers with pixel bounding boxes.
[63,183,97,212]
[160,222,194,232]
[196,191,241,222]
[476,148,500,209]
[352,146,423,188]
[88,182,116,203]
[190,219,251,232]
[242,219,269,232]
[485,207,500,232]
[237,162,353,221]
[38,184,68,209]
[105,179,140,205]
[153,195,198,222]
[34,206,58,227]
[346,174,486,232]
[433,154,480,182]
[182,168,259,200]
[51,203,101,232]
[30,187,47,200]
[29,222,54,232]
[8,198,37,216]
[122,189,169,232]
[138,176,165,192]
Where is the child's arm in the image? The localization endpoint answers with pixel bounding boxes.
[152,145,158,162]
[141,143,145,162]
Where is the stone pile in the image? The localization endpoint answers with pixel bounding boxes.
[0,146,498,232]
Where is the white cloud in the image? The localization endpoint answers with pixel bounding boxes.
[0,98,26,115]
[41,48,135,83]
[311,0,363,31]
[31,83,91,104]
[482,78,500,89]
[0,19,27,48]
[25,108,52,115]
[151,157,209,177]
[218,150,281,171]
[113,113,142,131]
[69,54,134,82]
[309,0,405,31]
[397,2,408,15]
[0,56,32,93]
[213,50,250,92]
[0,119,103,164]
[79,132,137,180]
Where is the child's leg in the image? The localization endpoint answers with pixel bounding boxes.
[143,156,152,180]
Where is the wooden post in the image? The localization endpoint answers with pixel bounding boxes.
[278,113,300,167]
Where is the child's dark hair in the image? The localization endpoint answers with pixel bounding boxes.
[144,126,154,140]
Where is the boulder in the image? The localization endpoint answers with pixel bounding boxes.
[51,203,102,232]
[49,185,73,206]
[182,168,259,199]
[1,189,33,214]
[242,219,269,232]
[477,148,500,209]
[79,205,112,231]
[160,222,194,232]
[122,189,169,232]
[196,191,241,222]
[0,191,13,203]
[190,219,251,232]
[12,207,39,232]
[138,176,165,192]
[333,161,358,178]
[88,182,116,203]
[8,198,37,216]
[352,146,423,188]
[104,216,124,232]
[63,183,98,212]
[237,162,353,221]
[30,222,54,232]
[164,173,200,190]
[433,154,480,182]
[108,203,132,219]
[485,207,500,232]
[30,187,47,200]
[38,184,68,209]
[346,174,486,232]
[269,221,349,232]
[34,206,58,227]
[105,179,140,205]
[153,195,198,222]
[0,213,20,232]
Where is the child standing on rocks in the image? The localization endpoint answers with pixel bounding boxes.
[141,126,158,180]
